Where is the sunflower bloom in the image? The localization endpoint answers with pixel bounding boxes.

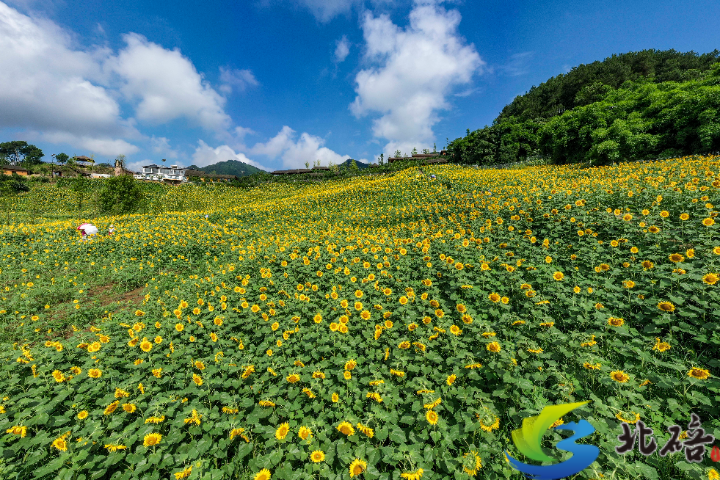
[652,338,671,352]
[463,451,482,476]
[487,342,501,353]
[608,317,624,327]
[657,301,675,312]
[688,367,710,380]
[337,421,355,436]
[401,469,424,480]
[143,433,162,447]
[275,422,290,440]
[310,450,325,463]
[479,415,500,432]
[616,412,640,424]
[298,426,312,440]
[349,459,367,478]
[253,469,271,480]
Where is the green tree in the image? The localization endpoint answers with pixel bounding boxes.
[70,176,92,212]
[56,153,69,165]
[379,154,384,165]
[0,173,29,224]
[98,174,143,215]
[350,159,358,172]
[0,141,44,166]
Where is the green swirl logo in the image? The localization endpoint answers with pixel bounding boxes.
[505,401,599,480]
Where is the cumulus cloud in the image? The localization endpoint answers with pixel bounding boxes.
[234,126,255,140]
[249,125,295,158]
[40,131,139,156]
[107,33,232,131]
[219,67,259,94]
[0,2,253,160]
[334,35,350,62]
[192,140,269,171]
[150,136,179,159]
[249,126,355,169]
[349,0,484,156]
[0,3,134,141]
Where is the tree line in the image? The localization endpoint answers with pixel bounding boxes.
[448,49,720,166]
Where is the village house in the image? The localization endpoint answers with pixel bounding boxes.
[1,165,28,176]
[74,156,95,168]
[135,164,187,184]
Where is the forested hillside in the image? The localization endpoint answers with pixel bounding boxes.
[449,49,720,165]
[185,159,265,176]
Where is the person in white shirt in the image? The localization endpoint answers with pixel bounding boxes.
[77,223,99,241]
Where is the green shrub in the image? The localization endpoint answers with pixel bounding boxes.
[98,174,143,215]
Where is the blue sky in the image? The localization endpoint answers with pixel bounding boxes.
[1,0,718,172]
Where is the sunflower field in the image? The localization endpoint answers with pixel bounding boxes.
[0,156,719,480]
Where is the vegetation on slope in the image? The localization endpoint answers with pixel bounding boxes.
[0,157,718,479]
[449,49,720,166]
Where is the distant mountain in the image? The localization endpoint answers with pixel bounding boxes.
[338,159,370,170]
[185,159,265,177]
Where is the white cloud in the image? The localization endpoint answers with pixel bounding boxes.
[334,35,350,62]
[383,140,429,157]
[234,126,255,140]
[249,125,295,158]
[107,33,232,132]
[350,0,483,157]
[150,136,179,159]
[498,51,533,77]
[40,131,139,157]
[0,2,134,142]
[276,0,398,23]
[230,125,256,150]
[219,66,259,94]
[294,0,355,22]
[126,159,153,172]
[249,126,352,169]
[280,132,350,168]
[0,2,253,161]
[454,87,478,97]
[192,140,269,171]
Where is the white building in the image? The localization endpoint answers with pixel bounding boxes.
[135,164,186,183]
